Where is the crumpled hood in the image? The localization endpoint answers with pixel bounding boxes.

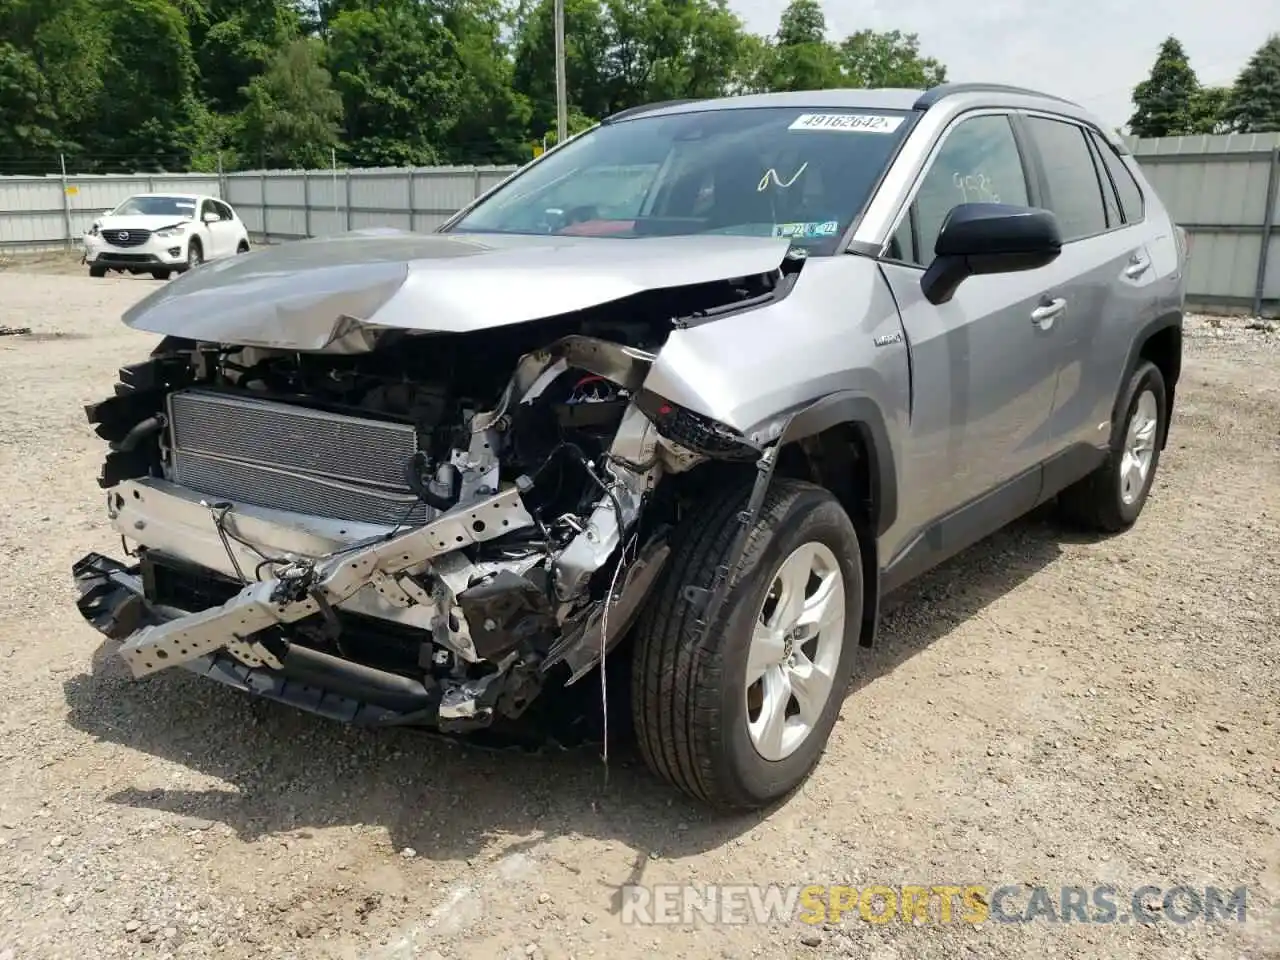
[121,229,794,352]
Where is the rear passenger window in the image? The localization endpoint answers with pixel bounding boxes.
[1023,117,1107,241]
[905,114,1030,265]
[1089,131,1145,224]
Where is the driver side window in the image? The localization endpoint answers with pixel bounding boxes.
[900,114,1030,266]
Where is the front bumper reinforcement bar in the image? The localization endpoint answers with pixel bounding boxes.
[108,484,534,678]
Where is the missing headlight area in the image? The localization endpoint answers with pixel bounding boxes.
[73,292,769,734]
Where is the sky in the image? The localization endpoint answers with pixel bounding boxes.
[730,0,1280,129]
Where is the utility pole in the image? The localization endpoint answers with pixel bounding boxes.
[553,0,567,145]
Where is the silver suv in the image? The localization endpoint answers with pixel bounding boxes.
[73,83,1185,811]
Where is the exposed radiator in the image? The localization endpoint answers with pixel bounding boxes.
[167,389,429,526]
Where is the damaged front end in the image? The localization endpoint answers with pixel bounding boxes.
[71,258,786,732]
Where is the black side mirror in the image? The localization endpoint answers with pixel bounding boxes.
[920,202,1063,305]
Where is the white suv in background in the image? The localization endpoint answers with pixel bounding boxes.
[84,194,251,280]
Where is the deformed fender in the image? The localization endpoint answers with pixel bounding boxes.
[776,391,899,538]
[686,390,897,649]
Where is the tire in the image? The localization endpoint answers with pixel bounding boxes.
[184,240,203,271]
[237,241,250,253]
[1058,360,1167,533]
[151,269,171,281]
[88,265,107,278]
[631,479,862,811]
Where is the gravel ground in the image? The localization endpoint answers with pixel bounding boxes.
[0,267,1278,960]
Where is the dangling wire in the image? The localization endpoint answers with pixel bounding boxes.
[599,528,639,785]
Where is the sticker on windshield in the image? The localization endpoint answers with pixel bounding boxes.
[788,113,904,134]
[773,220,839,239]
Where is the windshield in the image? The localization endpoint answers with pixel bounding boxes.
[447,107,912,253]
[112,196,197,218]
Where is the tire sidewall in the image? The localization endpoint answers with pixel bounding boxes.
[187,241,202,268]
[707,488,862,802]
[1112,361,1167,525]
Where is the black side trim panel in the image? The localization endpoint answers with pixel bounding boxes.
[778,392,899,537]
[1038,442,1107,506]
[882,465,1041,594]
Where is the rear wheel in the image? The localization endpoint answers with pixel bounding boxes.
[631,479,862,811]
[88,265,107,278]
[1058,360,1167,532]
[237,240,250,254]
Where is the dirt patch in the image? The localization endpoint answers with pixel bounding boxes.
[0,249,166,279]
[0,273,1277,960]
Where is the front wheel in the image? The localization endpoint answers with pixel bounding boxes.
[631,479,862,811]
[88,265,107,278]
[1058,359,1168,532]
[184,240,203,271]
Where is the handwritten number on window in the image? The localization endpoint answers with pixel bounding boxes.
[953,171,1000,204]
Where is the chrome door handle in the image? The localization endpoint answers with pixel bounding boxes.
[1030,297,1067,328]
[1124,255,1151,279]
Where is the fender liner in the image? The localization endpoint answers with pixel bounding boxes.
[684,391,897,649]
[777,391,898,537]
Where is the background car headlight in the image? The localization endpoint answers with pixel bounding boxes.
[155,225,186,238]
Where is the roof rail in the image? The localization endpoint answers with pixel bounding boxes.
[913,82,1077,110]
[602,99,703,124]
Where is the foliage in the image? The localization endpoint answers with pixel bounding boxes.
[0,0,953,172]
[1190,86,1233,135]
[0,43,59,157]
[839,30,946,89]
[239,38,343,168]
[1224,35,1280,133]
[1129,36,1202,138]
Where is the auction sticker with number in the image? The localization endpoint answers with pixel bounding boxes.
[788,113,905,133]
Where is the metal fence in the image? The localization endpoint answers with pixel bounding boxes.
[3,133,1280,315]
[1126,132,1280,316]
[0,166,519,254]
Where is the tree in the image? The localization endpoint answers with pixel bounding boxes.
[442,0,532,164]
[1190,85,1232,134]
[327,1,465,166]
[764,0,841,92]
[839,29,946,89]
[191,0,303,113]
[511,0,744,140]
[1129,36,1201,138]
[79,0,205,170]
[512,0,611,140]
[239,38,343,168]
[727,32,772,94]
[0,0,108,161]
[1224,35,1280,133]
[775,0,824,47]
[0,43,59,160]
[0,0,958,171]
